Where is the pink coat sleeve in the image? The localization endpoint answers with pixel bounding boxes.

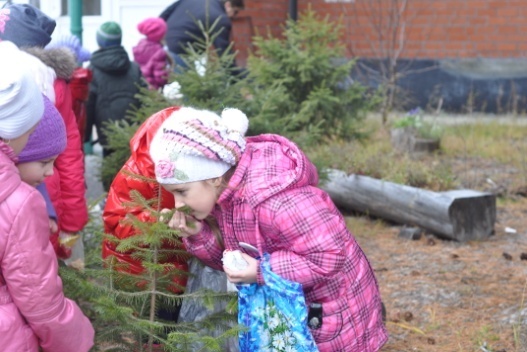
[182,219,225,270]
[45,79,88,233]
[3,189,94,351]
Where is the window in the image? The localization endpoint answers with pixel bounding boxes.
[61,0,101,16]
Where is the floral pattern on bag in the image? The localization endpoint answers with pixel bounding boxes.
[237,253,319,352]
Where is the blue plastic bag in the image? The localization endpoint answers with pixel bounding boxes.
[237,253,319,352]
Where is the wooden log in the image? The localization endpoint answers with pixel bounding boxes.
[321,169,496,242]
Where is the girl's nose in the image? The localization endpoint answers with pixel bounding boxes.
[44,168,54,177]
[174,197,185,209]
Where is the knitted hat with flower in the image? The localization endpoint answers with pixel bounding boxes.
[149,107,249,184]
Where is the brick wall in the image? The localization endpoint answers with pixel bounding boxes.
[232,0,527,64]
[231,0,288,66]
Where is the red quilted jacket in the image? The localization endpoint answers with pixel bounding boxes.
[102,106,188,292]
[45,78,88,258]
[69,67,93,142]
[25,46,89,259]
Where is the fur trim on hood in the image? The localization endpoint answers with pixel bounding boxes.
[23,47,77,80]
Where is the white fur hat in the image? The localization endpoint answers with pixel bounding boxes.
[0,41,44,139]
[150,107,249,184]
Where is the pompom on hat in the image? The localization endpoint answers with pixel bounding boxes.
[0,41,44,139]
[150,107,249,184]
[138,17,167,42]
[47,33,91,64]
[96,21,122,48]
[0,4,56,47]
[18,94,66,163]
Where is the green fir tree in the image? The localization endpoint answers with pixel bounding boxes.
[242,7,376,148]
[60,188,240,352]
[100,17,249,188]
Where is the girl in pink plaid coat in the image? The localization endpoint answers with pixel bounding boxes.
[150,107,388,352]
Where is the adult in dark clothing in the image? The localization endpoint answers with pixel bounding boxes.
[86,21,144,167]
[160,0,244,72]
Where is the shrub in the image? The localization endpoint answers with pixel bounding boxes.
[392,107,443,140]
[243,7,376,148]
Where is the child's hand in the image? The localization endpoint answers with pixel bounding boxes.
[49,218,58,233]
[160,208,202,237]
[223,253,258,284]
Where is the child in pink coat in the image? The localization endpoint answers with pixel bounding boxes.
[149,107,388,352]
[0,3,90,260]
[133,17,171,89]
[0,41,94,352]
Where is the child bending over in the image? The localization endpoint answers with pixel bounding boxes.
[149,107,388,352]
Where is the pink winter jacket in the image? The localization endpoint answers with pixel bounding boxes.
[0,147,94,352]
[133,39,170,89]
[183,134,388,352]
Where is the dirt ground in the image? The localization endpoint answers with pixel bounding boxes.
[350,154,527,352]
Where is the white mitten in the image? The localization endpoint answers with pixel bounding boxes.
[222,250,249,271]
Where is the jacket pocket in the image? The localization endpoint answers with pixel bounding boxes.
[309,297,345,343]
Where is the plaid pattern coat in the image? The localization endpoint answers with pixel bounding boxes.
[183,134,388,351]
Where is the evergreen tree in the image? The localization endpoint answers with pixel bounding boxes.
[81,10,379,351]
[100,18,249,188]
[66,18,249,351]
[60,190,240,352]
[243,7,376,148]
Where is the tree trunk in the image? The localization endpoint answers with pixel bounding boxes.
[321,169,496,242]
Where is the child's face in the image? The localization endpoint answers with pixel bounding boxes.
[163,179,222,220]
[17,157,57,187]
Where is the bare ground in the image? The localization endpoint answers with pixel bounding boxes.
[350,154,527,352]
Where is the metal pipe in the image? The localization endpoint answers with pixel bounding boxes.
[68,0,83,43]
[289,0,298,21]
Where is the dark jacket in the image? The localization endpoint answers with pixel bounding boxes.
[86,45,143,148]
[161,0,232,57]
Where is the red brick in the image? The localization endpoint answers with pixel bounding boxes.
[233,0,527,61]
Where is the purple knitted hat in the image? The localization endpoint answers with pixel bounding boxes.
[0,4,56,48]
[18,94,66,163]
[149,107,249,184]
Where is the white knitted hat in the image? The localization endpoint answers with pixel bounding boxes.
[149,107,249,184]
[0,41,44,139]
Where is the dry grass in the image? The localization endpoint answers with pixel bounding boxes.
[312,117,527,352]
